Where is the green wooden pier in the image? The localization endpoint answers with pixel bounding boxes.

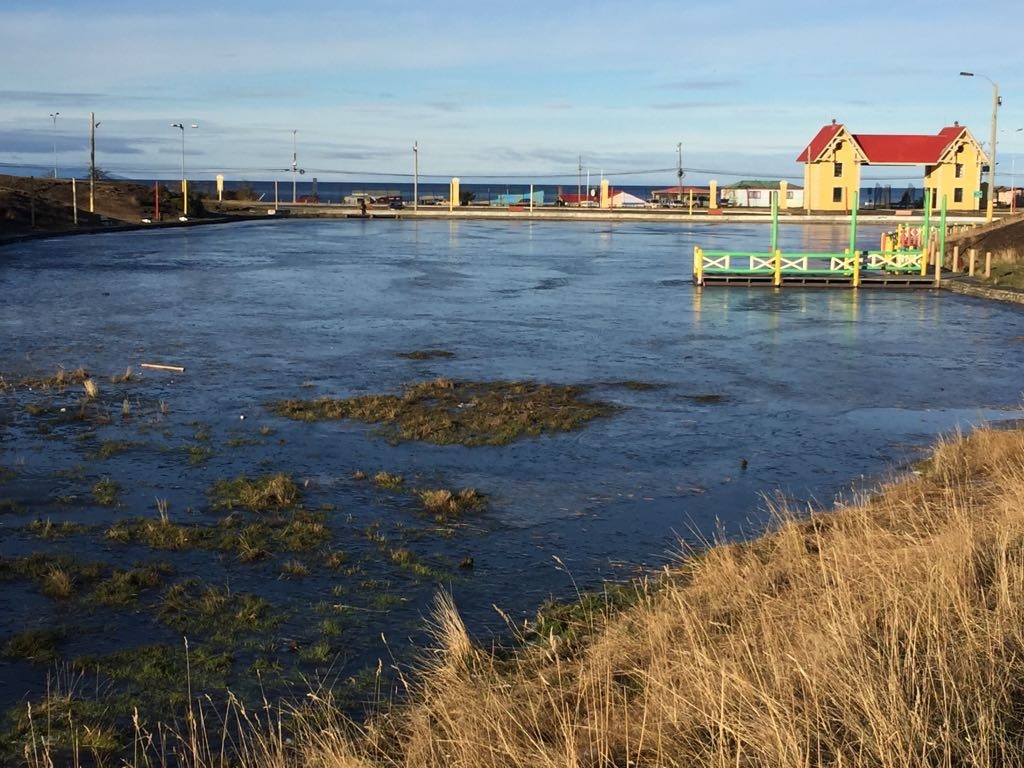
[694,191,947,289]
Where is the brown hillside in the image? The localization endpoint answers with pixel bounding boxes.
[0,174,199,235]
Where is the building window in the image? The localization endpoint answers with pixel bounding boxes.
[955,163,964,178]
[832,187,843,203]
[954,188,963,203]
[834,161,843,177]
[749,190,761,199]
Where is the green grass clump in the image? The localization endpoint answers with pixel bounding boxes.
[94,440,135,459]
[92,477,121,506]
[0,553,105,600]
[272,378,617,446]
[90,562,174,607]
[106,518,210,550]
[1,627,64,663]
[27,518,91,538]
[0,499,26,514]
[209,473,300,511]
[157,579,282,641]
[185,444,213,465]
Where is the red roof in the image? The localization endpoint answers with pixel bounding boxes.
[798,123,974,165]
[797,122,844,162]
[852,127,966,164]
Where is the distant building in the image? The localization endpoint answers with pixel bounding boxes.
[797,120,986,212]
[720,180,803,208]
[558,192,599,207]
[495,190,545,206]
[650,186,711,207]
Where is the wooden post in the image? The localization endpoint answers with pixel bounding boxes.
[852,246,861,288]
[71,178,78,226]
[773,248,782,287]
[985,251,992,278]
[693,246,703,285]
[933,246,941,286]
[952,245,960,272]
[969,248,977,277]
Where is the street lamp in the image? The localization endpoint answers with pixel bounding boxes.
[960,71,1001,222]
[171,122,198,216]
[49,112,60,178]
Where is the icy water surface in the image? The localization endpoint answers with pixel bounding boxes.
[2,218,1024,726]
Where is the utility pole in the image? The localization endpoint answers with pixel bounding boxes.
[49,112,60,178]
[292,129,298,204]
[413,140,419,212]
[577,154,582,208]
[676,142,684,204]
[89,113,100,213]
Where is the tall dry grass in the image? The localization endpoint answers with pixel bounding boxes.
[20,427,1024,767]
[329,425,1024,768]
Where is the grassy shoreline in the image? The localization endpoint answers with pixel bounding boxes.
[16,424,1024,766]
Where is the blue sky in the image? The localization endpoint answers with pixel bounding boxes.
[2,0,1023,186]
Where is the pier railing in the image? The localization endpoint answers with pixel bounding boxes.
[692,190,948,288]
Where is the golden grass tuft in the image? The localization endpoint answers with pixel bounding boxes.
[82,378,99,399]
[416,487,486,522]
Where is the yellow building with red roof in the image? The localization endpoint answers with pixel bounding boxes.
[798,120,987,212]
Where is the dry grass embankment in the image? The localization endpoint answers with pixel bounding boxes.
[22,426,1024,767]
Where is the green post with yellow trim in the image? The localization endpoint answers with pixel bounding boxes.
[773,248,782,286]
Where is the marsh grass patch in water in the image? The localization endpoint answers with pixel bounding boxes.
[157,579,283,641]
[272,378,617,446]
[415,487,486,523]
[2,628,65,664]
[27,517,91,539]
[397,349,456,360]
[209,473,300,511]
[91,477,121,506]
[90,562,175,607]
[684,393,728,405]
[0,552,106,600]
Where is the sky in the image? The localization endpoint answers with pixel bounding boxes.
[2,0,1023,187]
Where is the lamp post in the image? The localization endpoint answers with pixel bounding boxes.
[292,129,298,204]
[49,112,60,178]
[960,71,1001,222]
[171,122,198,216]
[413,140,419,212]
